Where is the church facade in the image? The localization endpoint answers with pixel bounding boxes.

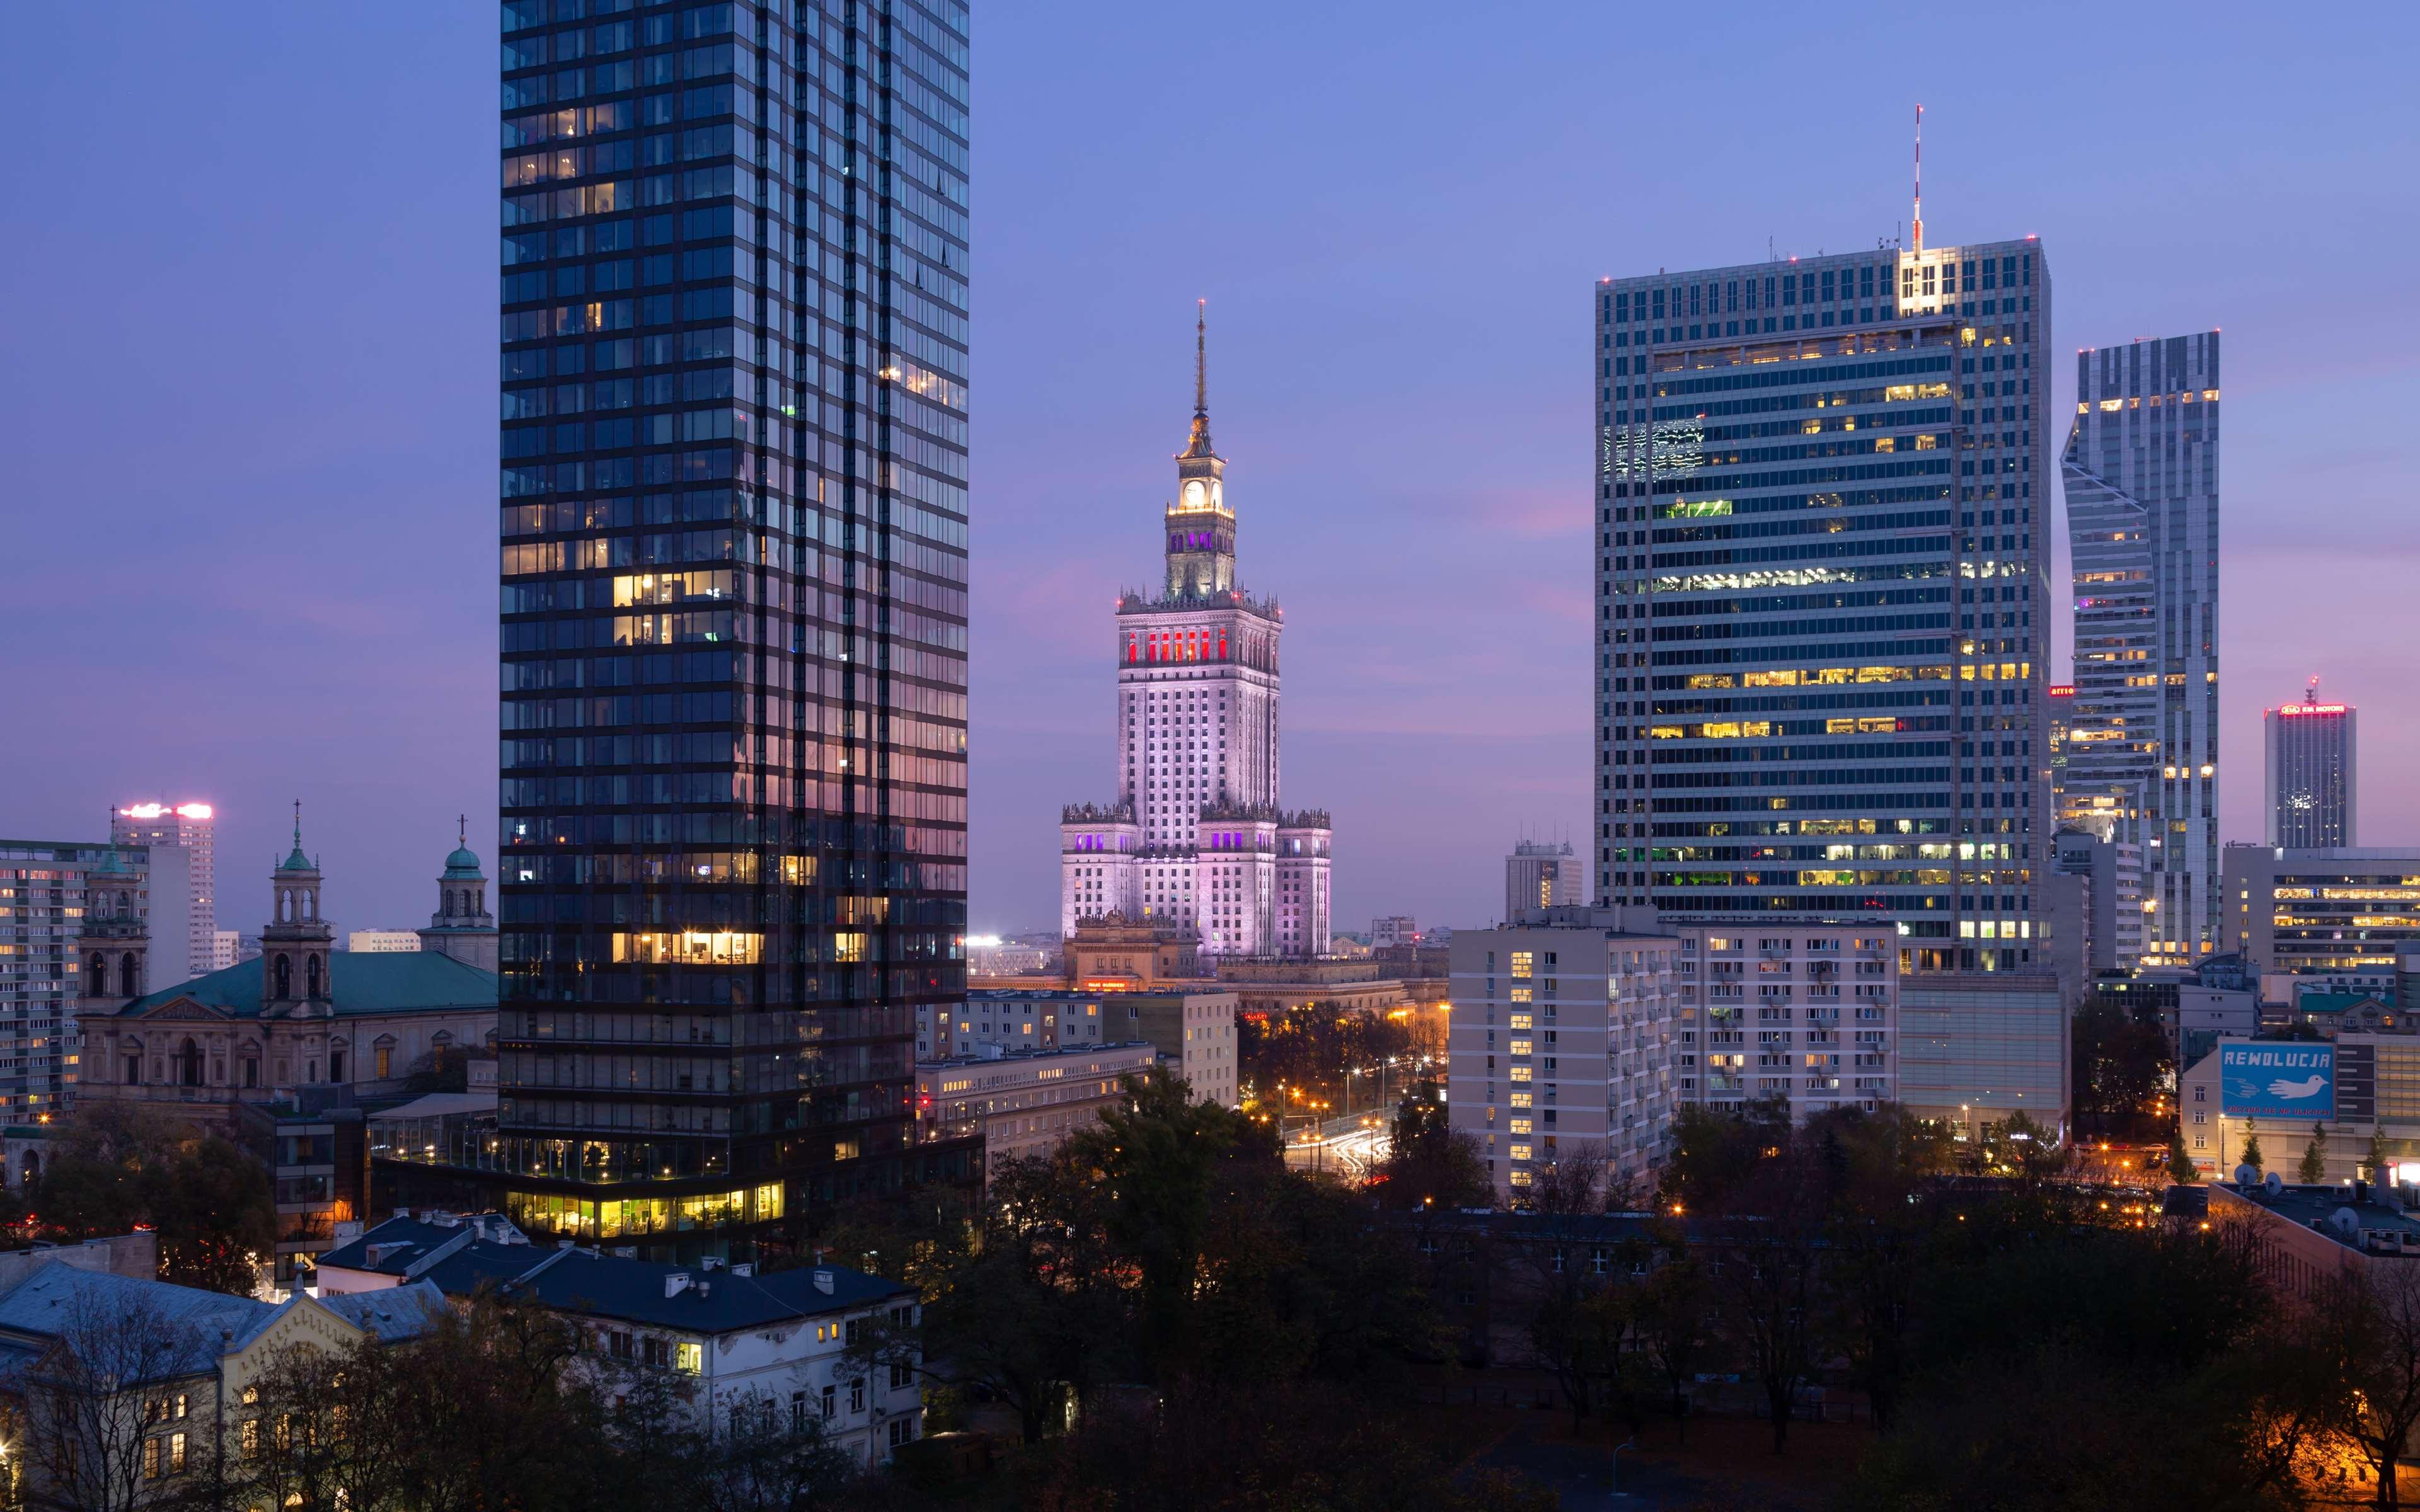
[74,815,497,1135]
[1059,311,1332,959]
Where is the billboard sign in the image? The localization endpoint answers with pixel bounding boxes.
[2220,1043,2336,1121]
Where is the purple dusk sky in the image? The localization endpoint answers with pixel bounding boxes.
[3,4,2415,942]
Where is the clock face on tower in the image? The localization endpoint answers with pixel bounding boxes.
[1182,480,1206,509]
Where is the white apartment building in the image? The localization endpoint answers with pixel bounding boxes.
[1447,909,1681,1201]
[919,988,1238,1108]
[1670,925,1898,1120]
[112,803,217,981]
[1505,840,1585,921]
[318,1213,923,1465]
[348,929,424,954]
[917,989,1107,1058]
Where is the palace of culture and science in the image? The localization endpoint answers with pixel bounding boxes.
[1059,312,1333,959]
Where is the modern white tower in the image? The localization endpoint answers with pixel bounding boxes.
[1060,311,1332,959]
[112,801,217,981]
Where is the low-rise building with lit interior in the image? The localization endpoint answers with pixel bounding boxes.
[915,1041,1159,1177]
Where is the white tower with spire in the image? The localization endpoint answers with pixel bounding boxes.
[1057,308,1332,959]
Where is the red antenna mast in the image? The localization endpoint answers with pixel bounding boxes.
[1911,104,1925,253]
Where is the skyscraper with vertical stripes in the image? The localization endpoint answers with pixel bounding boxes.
[493,0,969,1256]
[2060,333,2221,967]
[1593,239,2051,978]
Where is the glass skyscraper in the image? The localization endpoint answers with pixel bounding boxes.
[2060,333,2221,966]
[494,0,968,1255]
[1594,239,2051,974]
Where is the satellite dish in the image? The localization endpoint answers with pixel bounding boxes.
[2264,1171,2285,1196]
[2332,1207,2361,1237]
[2234,1164,2259,1185]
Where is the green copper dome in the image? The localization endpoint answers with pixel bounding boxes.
[443,844,483,878]
[280,845,315,873]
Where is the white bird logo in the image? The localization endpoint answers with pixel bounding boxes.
[2266,1075,2326,1100]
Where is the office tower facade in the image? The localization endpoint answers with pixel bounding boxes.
[1504,839,1583,920]
[112,802,217,980]
[2265,685,2357,847]
[497,0,970,1252]
[2221,843,2414,974]
[2060,333,2221,966]
[2,835,148,1113]
[1594,239,2051,973]
[1447,910,1681,1199]
[1058,319,1333,959]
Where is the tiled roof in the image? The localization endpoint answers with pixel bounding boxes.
[316,1281,451,1343]
[0,1264,276,1380]
[322,1215,909,1334]
[119,952,496,1020]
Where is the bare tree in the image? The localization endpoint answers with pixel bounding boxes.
[1629,1239,1712,1440]
[1708,1138,1830,1455]
[20,1285,209,1512]
[682,1388,855,1512]
[2320,1261,2420,1509]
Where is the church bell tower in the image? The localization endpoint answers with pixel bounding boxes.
[78,818,149,1012]
[261,803,334,1017]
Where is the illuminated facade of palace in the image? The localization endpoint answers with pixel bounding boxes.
[1059,312,1332,960]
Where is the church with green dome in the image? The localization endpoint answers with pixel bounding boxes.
[73,813,496,1137]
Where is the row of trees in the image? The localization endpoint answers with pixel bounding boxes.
[804,1070,1557,1512]
[1430,1091,2420,1509]
[11,1102,275,1294]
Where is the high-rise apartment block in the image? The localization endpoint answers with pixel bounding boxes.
[3,835,151,1113]
[1594,238,2051,975]
[1505,839,1584,920]
[1447,909,1681,1200]
[495,0,970,1252]
[1669,924,1898,1121]
[1058,318,1333,959]
[2060,333,2221,966]
[112,802,217,981]
[2265,685,2357,847]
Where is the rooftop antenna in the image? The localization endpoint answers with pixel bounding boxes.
[2306,675,2321,706]
[1911,103,1925,253]
[1194,299,1207,420]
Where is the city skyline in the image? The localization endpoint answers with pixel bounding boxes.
[4,4,2418,939]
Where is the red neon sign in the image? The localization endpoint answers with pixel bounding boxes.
[2275,704,2348,716]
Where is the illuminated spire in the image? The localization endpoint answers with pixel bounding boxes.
[1180,300,1215,460]
[1911,103,1924,253]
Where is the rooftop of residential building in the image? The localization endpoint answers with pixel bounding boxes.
[317,1213,909,1334]
[2214,1179,2420,1252]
